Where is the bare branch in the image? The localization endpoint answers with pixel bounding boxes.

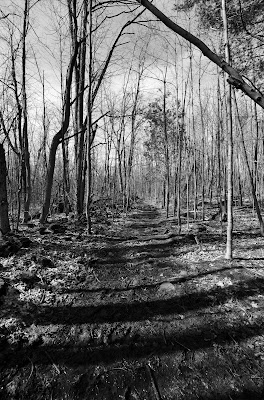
[136,0,264,109]
[92,8,146,103]
[238,0,264,43]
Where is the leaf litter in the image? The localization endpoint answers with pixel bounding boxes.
[1,201,264,399]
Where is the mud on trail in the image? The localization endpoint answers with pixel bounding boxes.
[1,202,264,399]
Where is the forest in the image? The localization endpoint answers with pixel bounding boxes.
[1,0,264,399]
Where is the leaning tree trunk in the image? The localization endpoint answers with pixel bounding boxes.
[0,143,10,234]
[40,43,79,224]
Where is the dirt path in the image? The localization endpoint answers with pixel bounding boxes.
[1,202,264,399]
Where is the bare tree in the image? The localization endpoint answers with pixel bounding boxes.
[162,67,170,218]
[40,42,80,223]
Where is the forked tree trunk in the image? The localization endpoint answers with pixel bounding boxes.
[40,43,79,224]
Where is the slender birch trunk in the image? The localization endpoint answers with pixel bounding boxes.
[86,0,93,233]
[222,0,233,260]
[163,73,170,218]
[21,0,31,223]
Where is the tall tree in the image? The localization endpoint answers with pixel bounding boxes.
[143,93,184,210]
[39,2,144,223]
[21,0,31,223]
[86,0,93,233]
[68,0,88,216]
[162,68,170,217]
[233,93,264,235]
[222,0,233,259]
[40,41,80,223]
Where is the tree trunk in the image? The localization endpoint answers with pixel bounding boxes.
[62,136,70,215]
[253,102,259,195]
[0,143,10,234]
[216,74,223,217]
[21,0,31,224]
[198,55,205,220]
[222,0,233,260]
[40,43,79,224]
[163,75,170,218]
[234,94,264,235]
[125,57,145,211]
[74,1,88,216]
[86,0,93,234]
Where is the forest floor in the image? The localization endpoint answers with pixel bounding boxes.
[1,200,264,399]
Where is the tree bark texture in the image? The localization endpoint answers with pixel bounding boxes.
[0,143,11,234]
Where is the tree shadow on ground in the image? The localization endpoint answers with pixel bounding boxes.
[3,313,264,368]
[89,233,225,257]
[38,230,227,259]
[21,275,264,325]
[64,262,245,294]
[233,230,263,239]
[1,308,263,400]
[194,389,263,400]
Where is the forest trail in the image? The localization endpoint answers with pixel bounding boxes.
[1,201,264,399]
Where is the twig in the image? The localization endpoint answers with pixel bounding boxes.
[43,350,61,374]
[145,363,162,400]
[228,333,238,345]
[163,329,167,345]
[40,289,46,303]
[173,339,191,352]
[25,357,35,384]
[92,269,100,282]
